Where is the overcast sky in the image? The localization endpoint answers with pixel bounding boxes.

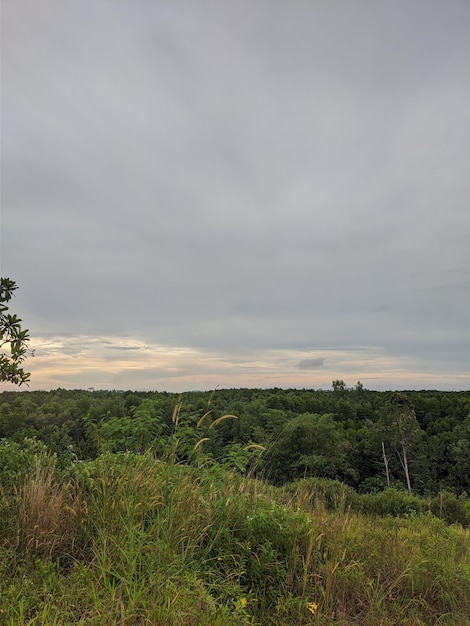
[1,0,469,392]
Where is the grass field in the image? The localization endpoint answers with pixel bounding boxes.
[1,448,469,625]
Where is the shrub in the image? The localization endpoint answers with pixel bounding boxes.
[0,437,52,490]
[357,488,427,518]
[430,490,469,527]
[283,476,358,511]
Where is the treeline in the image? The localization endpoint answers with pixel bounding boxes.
[1,384,469,496]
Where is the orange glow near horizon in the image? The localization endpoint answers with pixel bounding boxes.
[1,334,467,392]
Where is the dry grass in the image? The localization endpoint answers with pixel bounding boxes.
[16,461,86,560]
[1,452,469,625]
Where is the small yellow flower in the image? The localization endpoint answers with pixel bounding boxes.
[306,601,318,615]
[240,597,247,607]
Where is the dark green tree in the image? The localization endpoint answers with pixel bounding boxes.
[265,413,352,484]
[448,413,470,494]
[332,379,347,394]
[0,278,31,385]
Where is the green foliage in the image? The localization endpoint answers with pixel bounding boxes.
[0,450,469,624]
[1,387,470,498]
[265,413,353,485]
[284,476,358,512]
[82,398,167,455]
[358,475,387,494]
[331,379,347,394]
[357,487,428,518]
[429,490,469,527]
[0,277,31,385]
[375,392,427,492]
[448,413,470,493]
[0,437,52,489]
[2,371,470,621]
[223,442,266,475]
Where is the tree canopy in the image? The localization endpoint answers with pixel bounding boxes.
[0,278,31,385]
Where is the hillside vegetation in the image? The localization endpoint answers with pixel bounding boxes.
[1,386,470,624]
[1,444,469,625]
[1,386,470,496]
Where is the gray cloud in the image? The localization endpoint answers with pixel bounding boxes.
[1,0,469,391]
[298,358,326,370]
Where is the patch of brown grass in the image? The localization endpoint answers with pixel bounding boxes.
[16,462,86,560]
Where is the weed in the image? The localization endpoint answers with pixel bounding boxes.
[0,449,469,624]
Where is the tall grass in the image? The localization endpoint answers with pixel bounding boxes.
[0,449,469,624]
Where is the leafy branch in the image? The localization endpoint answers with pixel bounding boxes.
[0,277,31,385]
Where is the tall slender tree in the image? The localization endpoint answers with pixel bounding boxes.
[378,393,424,492]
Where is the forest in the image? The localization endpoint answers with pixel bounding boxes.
[1,383,470,498]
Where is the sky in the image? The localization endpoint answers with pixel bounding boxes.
[1,0,469,392]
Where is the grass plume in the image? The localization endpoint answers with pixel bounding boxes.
[0,449,469,624]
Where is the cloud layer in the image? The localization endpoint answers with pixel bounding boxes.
[2,0,469,391]
[4,335,466,393]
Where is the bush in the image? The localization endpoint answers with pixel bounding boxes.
[1,451,470,624]
[430,491,469,527]
[357,488,427,518]
[283,476,358,511]
[0,437,53,490]
[358,476,387,494]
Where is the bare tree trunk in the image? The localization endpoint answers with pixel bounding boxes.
[382,441,391,488]
[401,442,412,492]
